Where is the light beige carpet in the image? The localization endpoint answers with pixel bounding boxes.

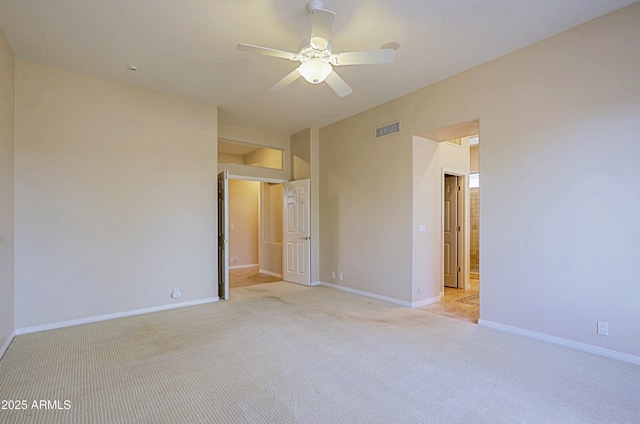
[1,282,638,423]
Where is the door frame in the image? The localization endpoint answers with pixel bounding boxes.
[218,173,288,299]
[441,167,470,293]
[218,171,229,300]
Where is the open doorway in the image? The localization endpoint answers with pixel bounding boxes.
[419,132,479,323]
[440,136,480,323]
[469,135,480,282]
[440,168,479,323]
[227,179,284,290]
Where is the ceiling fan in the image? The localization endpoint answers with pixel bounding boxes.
[237,0,395,97]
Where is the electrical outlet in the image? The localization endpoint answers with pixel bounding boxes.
[331,272,335,279]
[418,285,423,293]
[597,321,609,336]
[171,287,182,299]
[339,273,344,281]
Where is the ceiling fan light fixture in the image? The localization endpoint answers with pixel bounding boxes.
[298,59,332,84]
[237,2,394,96]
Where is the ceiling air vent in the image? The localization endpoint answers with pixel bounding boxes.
[375,121,401,139]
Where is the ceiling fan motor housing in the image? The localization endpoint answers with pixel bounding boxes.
[298,45,332,62]
[307,0,325,14]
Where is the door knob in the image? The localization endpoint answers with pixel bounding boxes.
[302,236,310,240]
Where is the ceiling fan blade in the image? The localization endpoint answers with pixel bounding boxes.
[270,69,302,92]
[331,49,395,66]
[237,43,297,60]
[310,8,335,50]
[325,71,353,97]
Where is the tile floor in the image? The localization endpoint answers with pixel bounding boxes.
[419,278,479,323]
[229,265,281,288]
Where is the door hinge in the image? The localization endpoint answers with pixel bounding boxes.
[457,266,461,272]
[456,226,461,232]
[457,186,461,191]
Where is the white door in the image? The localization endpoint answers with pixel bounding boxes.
[218,171,229,300]
[283,179,310,285]
[444,175,459,288]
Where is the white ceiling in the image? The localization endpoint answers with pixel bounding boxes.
[0,0,636,135]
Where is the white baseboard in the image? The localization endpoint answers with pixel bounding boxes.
[411,295,441,308]
[318,281,439,308]
[478,319,640,366]
[0,331,16,360]
[319,281,413,307]
[229,263,258,270]
[286,280,318,287]
[16,297,219,336]
[259,269,283,278]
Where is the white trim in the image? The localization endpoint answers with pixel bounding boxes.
[16,297,219,336]
[286,280,318,287]
[319,281,413,307]
[411,295,441,308]
[259,269,283,278]
[0,331,16,360]
[229,263,258,270]
[478,319,640,366]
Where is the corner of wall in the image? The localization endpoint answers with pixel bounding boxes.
[0,26,16,360]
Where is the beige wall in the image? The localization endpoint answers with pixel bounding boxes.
[14,60,219,329]
[218,123,290,181]
[260,182,283,276]
[228,180,259,267]
[320,115,414,299]
[244,147,282,170]
[0,28,15,353]
[320,115,469,303]
[220,147,283,170]
[291,128,311,180]
[218,153,244,165]
[470,145,479,173]
[319,3,640,358]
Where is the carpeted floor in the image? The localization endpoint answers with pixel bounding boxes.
[0,282,638,423]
